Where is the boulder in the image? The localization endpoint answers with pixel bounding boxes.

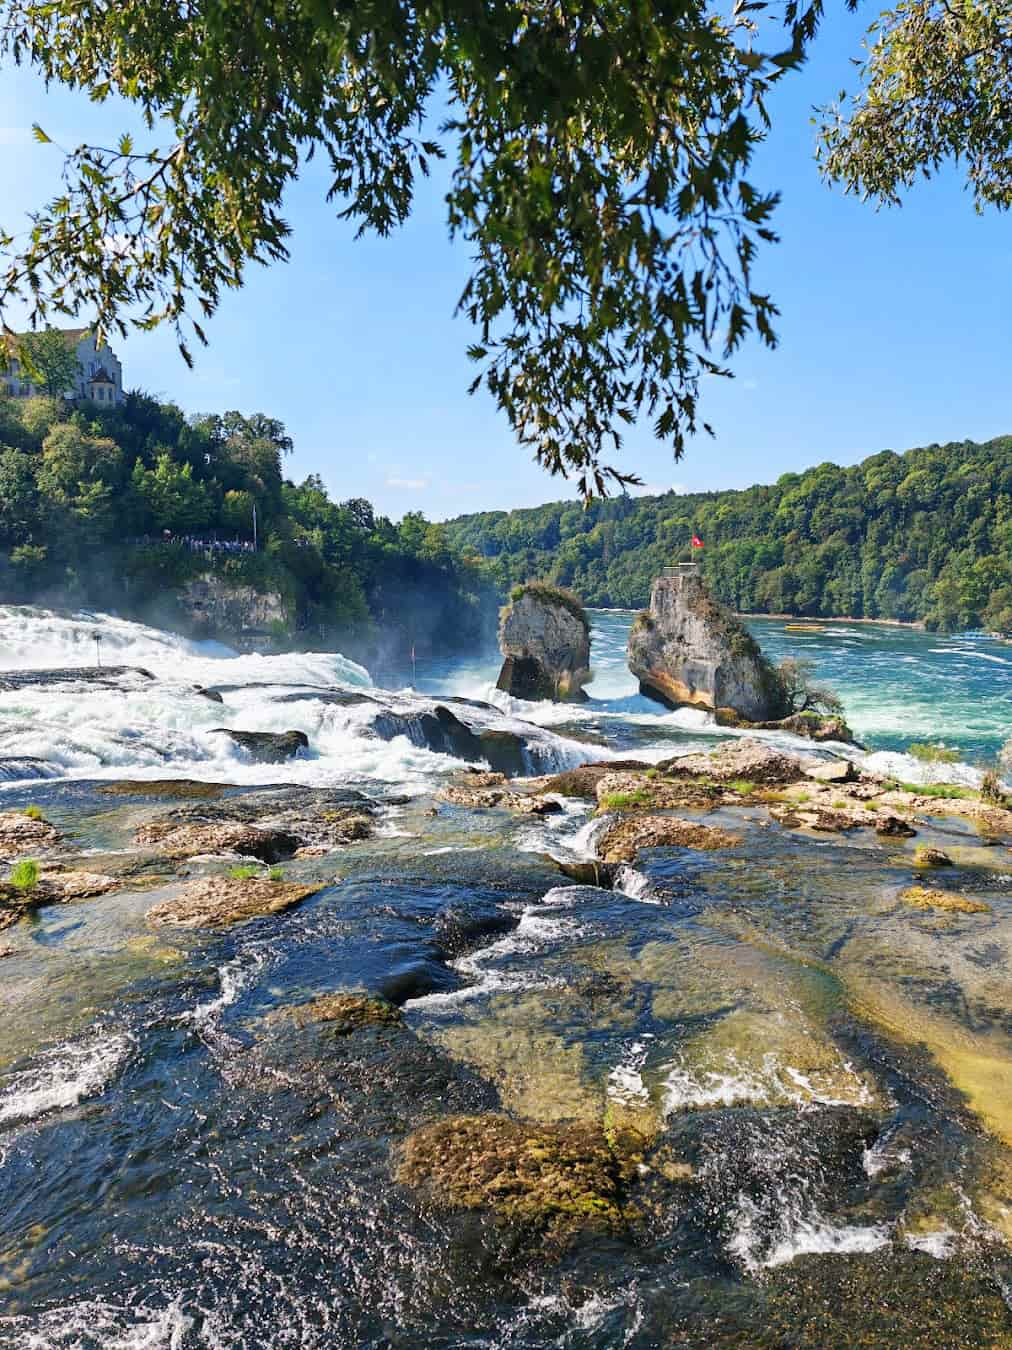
[806,759,859,784]
[913,846,954,869]
[290,992,404,1032]
[661,738,809,786]
[597,814,740,864]
[0,666,154,691]
[627,571,786,719]
[496,583,591,703]
[134,820,300,862]
[536,760,652,799]
[210,728,309,762]
[875,816,917,838]
[146,875,319,927]
[0,810,61,860]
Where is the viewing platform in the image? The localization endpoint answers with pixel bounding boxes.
[661,562,701,579]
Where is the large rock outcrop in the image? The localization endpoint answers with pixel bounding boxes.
[496,583,591,703]
[180,574,289,645]
[627,570,786,721]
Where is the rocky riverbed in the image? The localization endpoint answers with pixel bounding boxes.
[1,605,1011,1346]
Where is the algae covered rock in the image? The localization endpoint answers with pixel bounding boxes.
[291,992,404,1033]
[146,875,320,927]
[628,571,786,719]
[597,814,740,864]
[496,582,591,703]
[397,1113,632,1247]
[900,885,991,915]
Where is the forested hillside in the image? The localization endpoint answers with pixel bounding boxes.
[445,436,1012,633]
[0,392,498,661]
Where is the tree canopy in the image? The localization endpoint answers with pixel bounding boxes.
[0,0,823,494]
[818,1,1012,208]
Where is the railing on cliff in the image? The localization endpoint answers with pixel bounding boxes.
[661,562,701,579]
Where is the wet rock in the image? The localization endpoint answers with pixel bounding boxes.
[455,769,508,789]
[628,571,786,719]
[661,738,809,786]
[549,857,621,889]
[769,804,859,834]
[0,665,154,691]
[496,583,591,703]
[435,783,561,815]
[146,876,320,927]
[536,761,652,800]
[209,728,309,762]
[134,820,300,862]
[290,992,404,1033]
[99,779,232,800]
[725,711,859,745]
[397,1114,633,1248]
[900,885,991,915]
[0,810,61,859]
[597,815,741,864]
[0,756,56,781]
[0,944,13,958]
[805,758,859,784]
[875,815,917,838]
[193,686,224,703]
[913,846,954,868]
[594,770,719,812]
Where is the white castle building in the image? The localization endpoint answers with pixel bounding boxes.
[3,328,124,405]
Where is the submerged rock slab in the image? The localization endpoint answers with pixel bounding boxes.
[147,876,320,927]
[0,869,118,929]
[135,820,300,862]
[598,815,740,864]
[0,811,61,859]
[397,1113,631,1247]
[0,665,154,690]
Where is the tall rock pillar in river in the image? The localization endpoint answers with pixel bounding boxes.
[627,567,786,721]
[497,583,592,703]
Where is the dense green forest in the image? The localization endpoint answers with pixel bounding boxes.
[445,436,1012,633]
[0,392,498,662]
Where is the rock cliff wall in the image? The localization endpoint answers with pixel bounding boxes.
[180,574,289,646]
[628,572,786,721]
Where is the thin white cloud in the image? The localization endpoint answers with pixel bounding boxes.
[386,475,429,491]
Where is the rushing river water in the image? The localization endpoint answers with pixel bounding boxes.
[0,605,1011,1347]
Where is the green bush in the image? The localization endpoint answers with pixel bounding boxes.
[22,804,43,820]
[600,788,651,811]
[9,858,39,891]
[268,866,285,882]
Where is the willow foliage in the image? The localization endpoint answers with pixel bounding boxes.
[0,0,821,495]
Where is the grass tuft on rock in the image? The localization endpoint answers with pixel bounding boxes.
[8,858,38,892]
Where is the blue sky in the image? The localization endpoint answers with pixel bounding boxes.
[1,11,1010,520]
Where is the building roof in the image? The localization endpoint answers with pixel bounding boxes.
[89,366,115,384]
[11,327,96,349]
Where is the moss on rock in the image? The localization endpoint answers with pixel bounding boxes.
[291,992,404,1033]
[397,1113,634,1248]
[900,885,991,915]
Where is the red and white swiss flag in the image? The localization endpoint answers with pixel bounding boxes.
[691,534,704,549]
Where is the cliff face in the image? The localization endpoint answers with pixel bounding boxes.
[628,572,786,721]
[180,574,289,646]
[497,585,591,702]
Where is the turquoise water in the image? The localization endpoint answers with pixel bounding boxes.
[402,611,1012,769]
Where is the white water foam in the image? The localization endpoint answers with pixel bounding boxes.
[0,1298,194,1349]
[663,1050,874,1113]
[729,1195,891,1272]
[607,1039,653,1105]
[0,1027,133,1127]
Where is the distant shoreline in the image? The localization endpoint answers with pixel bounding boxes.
[737,612,926,631]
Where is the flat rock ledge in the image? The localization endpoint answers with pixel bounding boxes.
[135,820,301,862]
[0,811,62,860]
[597,815,741,864]
[0,870,118,930]
[147,876,321,928]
